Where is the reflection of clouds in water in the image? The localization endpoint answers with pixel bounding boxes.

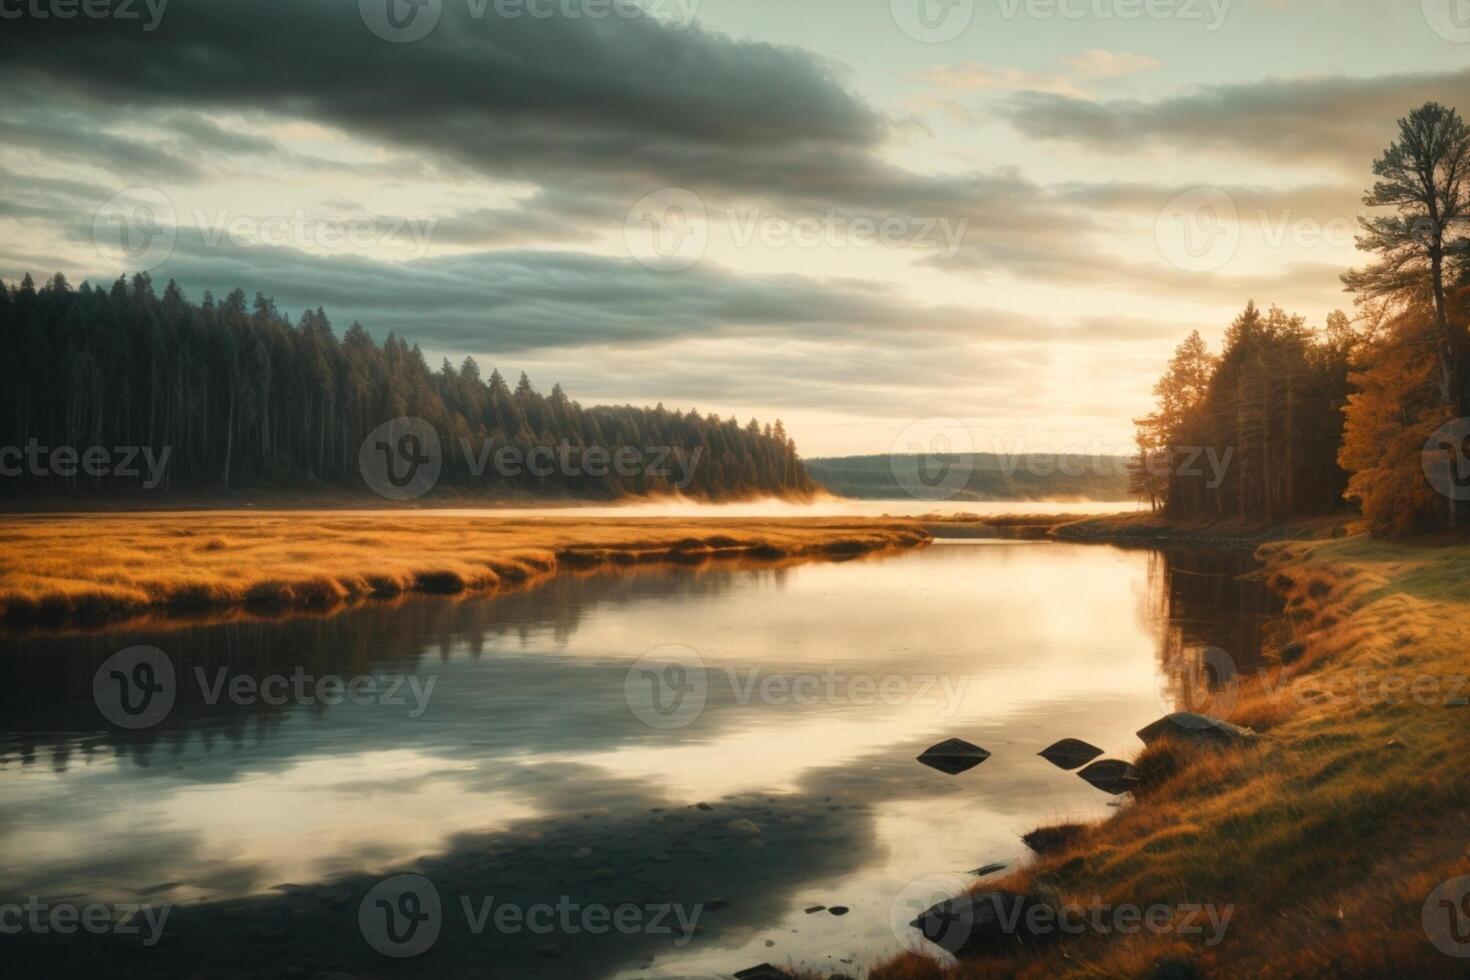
[0,542,1279,978]
[0,750,538,904]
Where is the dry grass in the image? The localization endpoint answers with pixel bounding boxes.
[0,511,928,631]
[874,530,1470,978]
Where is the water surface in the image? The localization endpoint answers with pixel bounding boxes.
[0,540,1277,978]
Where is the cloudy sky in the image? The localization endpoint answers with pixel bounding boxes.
[3,0,1469,456]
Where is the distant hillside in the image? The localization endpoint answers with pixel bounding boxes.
[805,453,1132,501]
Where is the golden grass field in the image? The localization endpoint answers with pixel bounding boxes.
[0,511,929,630]
[873,529,1470,979]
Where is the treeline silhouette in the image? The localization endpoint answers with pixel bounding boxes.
[0,272,816,500]
[1134,102,1470,535]
[1131,303,1357,521]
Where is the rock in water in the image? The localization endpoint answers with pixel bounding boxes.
[1077,759,1141,795]
[917,738,991,775]
[966,862,1007,878]
[1038,738,1105,770]
[734,966,789,980]
[1136,712,1257,746]
[909,890,1056,956]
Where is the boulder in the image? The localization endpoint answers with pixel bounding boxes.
[734,966,789,980]
[917,738,991,775]
[909,889,1057,956]
[1136,712,1257,746]
[1076,759,1141,795]
[1038,738,1104,770]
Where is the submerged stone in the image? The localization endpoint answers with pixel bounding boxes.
[909,889,1056,956]
[1038,738,1105,770]
[734,965,789,980]
[917,738,991,775]
[1076,759,1141,795]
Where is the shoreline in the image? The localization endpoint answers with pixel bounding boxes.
[872,524,1470,979]
[0,512,930,634]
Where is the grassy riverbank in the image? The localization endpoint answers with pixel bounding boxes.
[873,529,1470,978]
[0,512,928,630]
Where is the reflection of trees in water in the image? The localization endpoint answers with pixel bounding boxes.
[1,562,767,772]
[1144,547,1285,717]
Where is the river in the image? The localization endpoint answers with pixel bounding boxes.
[0,538,1278,978]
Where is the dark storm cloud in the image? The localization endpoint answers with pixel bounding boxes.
[999,67,1470,170]
[94,234,982,352]
[0,0,1099,242]
[0,0,882,189]
[0,107,204,182]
